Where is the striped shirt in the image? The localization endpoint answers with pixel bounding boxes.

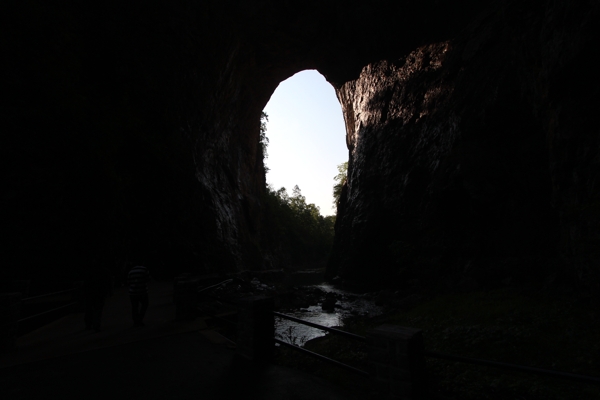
[127,266,150,295]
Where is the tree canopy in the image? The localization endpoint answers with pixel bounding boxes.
[264,184,335,266]
[259,111,335,267]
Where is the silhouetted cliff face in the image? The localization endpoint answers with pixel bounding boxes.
[330,1,600,290]
[2,0,488,279]
[3,1,599,290]
[3,1,275,278]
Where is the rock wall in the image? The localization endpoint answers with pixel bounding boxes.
[2,0,488,279]
[3,1,277,278]
[329,1,600,292]
[3,0,599,292]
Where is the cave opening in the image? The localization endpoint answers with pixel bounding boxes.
[263,70,348,217]
[257,70,348,271]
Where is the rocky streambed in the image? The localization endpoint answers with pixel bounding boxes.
[274,283,385,346]
[200,274,428,347]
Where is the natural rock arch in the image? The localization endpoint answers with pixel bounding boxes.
[4,1,600,294]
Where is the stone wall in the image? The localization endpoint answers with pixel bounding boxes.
[329,1,600,291]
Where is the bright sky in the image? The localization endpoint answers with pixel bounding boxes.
[263,70,348,216]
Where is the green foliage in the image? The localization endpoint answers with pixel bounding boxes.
[265,184,335,266]
[260,111,335,266]
[332,161,348,212]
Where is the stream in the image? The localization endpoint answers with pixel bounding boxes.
[274,283,383,346]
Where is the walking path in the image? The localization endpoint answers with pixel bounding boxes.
[0,281,207,368]
[0,281,362,399]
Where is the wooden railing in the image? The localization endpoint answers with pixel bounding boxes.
[19,288,79,324]
[1,283,83,353]
[273,311,368,376]
[176,276,600,399]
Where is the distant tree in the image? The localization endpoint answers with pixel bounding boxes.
[276,186,288,202]
[333,161,348,212]
[290,185,307,214]
[264,184,335,266]
[260,110,335,266]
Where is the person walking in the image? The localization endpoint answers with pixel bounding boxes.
[84,259,111,332]
[127,264,150,327]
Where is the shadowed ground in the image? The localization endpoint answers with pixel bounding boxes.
[0,281,360,399]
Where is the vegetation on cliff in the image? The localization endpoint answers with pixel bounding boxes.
[332,161,347,212]
[259,111,270,163]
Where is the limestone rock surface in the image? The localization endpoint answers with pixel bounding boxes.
[3,0,600,296]
[329,1,600,291]
[2,0,487,278]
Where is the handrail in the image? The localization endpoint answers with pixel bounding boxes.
[190,279,240,328]
[272,313,600,386]
[196,280,241,305]
[196,281,238,326]
[274,338,369,377]
[197,279,234,294]
[273,311,366,343]
[192,284,600,388]
[184,283,600,389]
[273,311,369,378]
[18,301,78,323]
[22,288,76,302]
[424,350,600,386]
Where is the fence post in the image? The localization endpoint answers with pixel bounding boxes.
[236,295,274,363]
[0,292,22,354]
[367,324,426,400]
